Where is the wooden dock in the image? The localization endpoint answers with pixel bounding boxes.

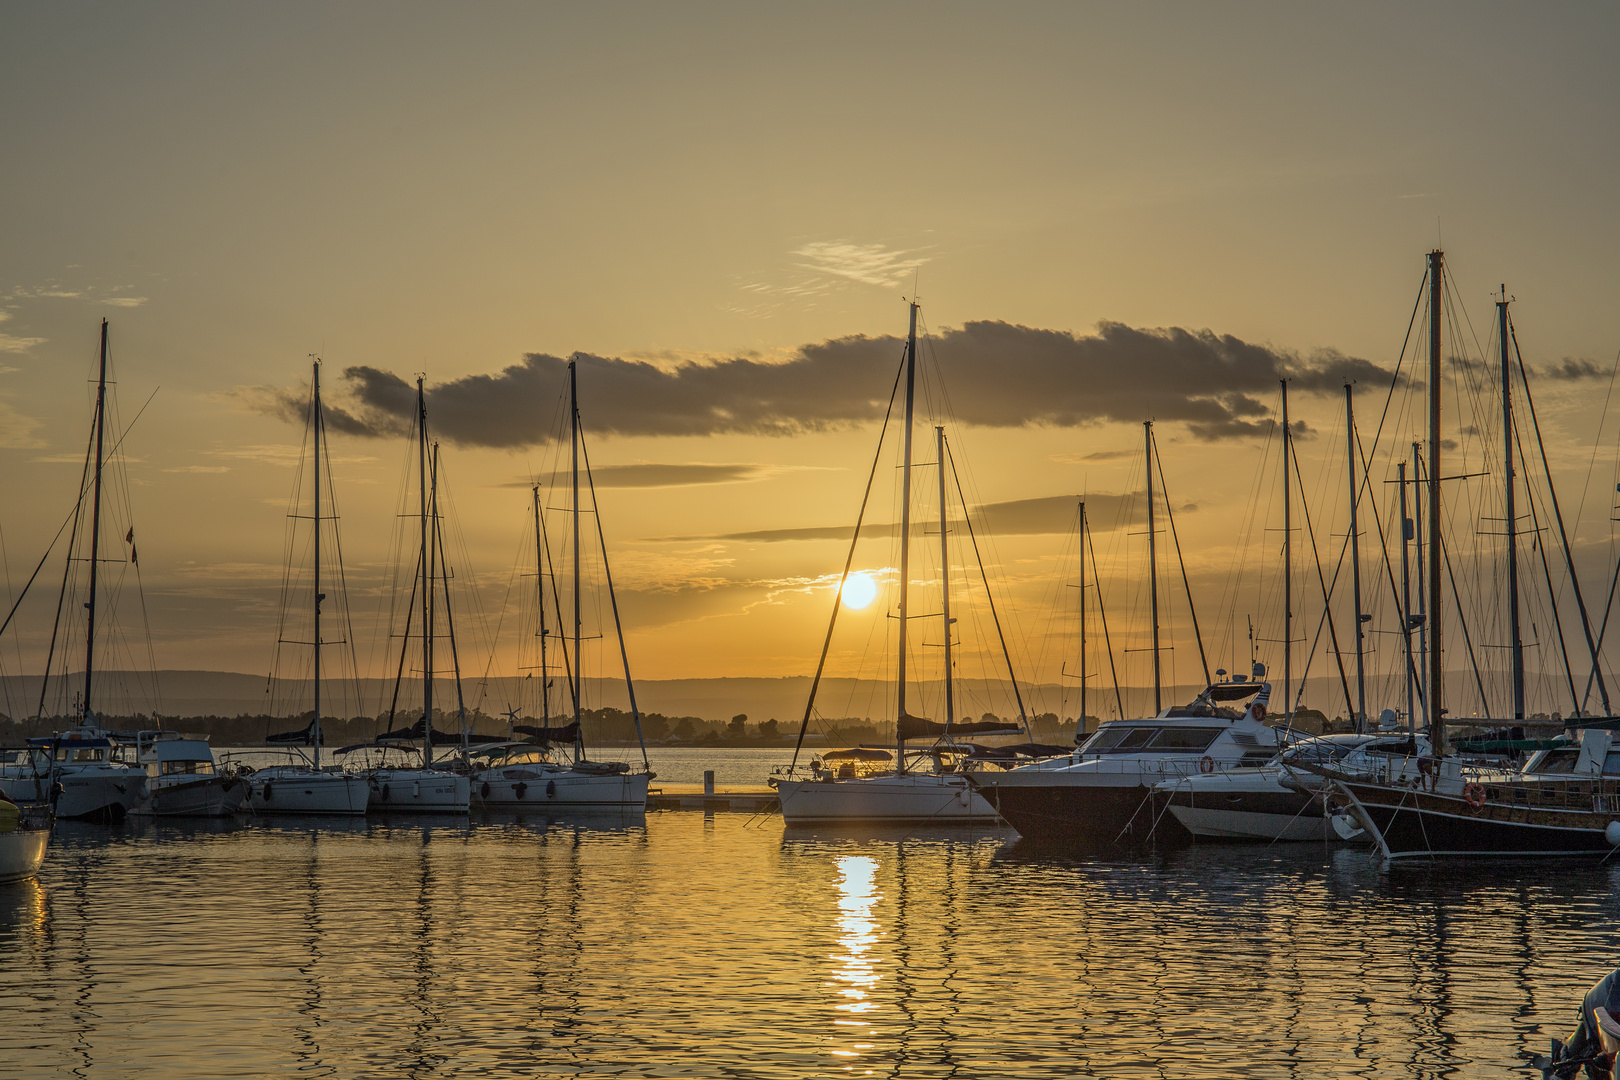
[647,784,779,813]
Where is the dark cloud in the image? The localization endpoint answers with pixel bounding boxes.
[252,320,1394,448]
[664,492,1156,543]
[1540,358,1609,381]
[498,463,770,489]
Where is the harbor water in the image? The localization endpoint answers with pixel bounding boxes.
[3,755,1617,1077]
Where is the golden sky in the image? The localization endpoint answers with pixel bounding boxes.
[3,3,1619,720]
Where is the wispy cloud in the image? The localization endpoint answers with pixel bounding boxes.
[104,296,148,309]
[163,465,231,474]
[209,444,377,467]
[0,399,44,449]
[790,240,930,288]
[0,312,45,354]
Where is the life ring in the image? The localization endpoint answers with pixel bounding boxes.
[1463,782,1486,811]
[1253,703,1267,723]
[1199,755,1215,775]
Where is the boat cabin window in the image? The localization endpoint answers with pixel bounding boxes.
[159,759,216,776]
[1533,749,1579,774]
[1603,751,1620,777]
[58,747,106,763]
[1082,726,1223,754]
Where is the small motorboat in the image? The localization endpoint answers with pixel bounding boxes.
[1537,967,1620,1077]
[0,792,49,884]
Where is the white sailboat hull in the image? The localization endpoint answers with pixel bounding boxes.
[473,767,649,809]
[0,830,48,883]
[368,769,471,813]
[775,773,999,823]
[247,769,370,815]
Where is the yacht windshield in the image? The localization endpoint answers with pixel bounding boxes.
[1082,726,1222,754]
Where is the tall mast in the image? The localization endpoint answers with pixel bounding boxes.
[936,425,954,737]
[1079,499,1088,726]
[418,377,433,769]
[896,303,918,770]
[83,319,110,722]
[1427,249,1446,756]
[1281,380,1291,714]
[533,484,549,722]
[1499,287,1524,719]
[570,358,582,748]
[1399,460,1416,738]
[1346,383,1367,732]
[312,361,323,770]
[1145,420,1161,713]
[1413,439,1430,727]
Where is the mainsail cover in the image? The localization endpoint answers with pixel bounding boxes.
[514,721,581,743]
[376,717,460,742]
[897,712,1023,742]
[266,718,318,745]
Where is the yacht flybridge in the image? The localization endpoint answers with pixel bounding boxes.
[966,669,1285,847]
[771,302,1032,824]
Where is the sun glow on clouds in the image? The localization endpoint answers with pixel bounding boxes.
[840,571,877,610]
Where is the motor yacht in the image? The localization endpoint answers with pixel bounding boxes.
[130,731,247,817]
[0,731,147,822]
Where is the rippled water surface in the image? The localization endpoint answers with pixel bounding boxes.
[4,810,1619,1078]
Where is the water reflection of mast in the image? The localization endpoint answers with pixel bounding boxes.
[404,828,445,1074]
[290,829,327,1071]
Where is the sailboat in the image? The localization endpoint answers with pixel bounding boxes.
[244,361,370,815]
[18,321,157,821]
[358,378,472,813]
[772,303,1028,824]
[469,359,653,809]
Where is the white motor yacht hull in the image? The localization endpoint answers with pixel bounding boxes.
[140,775,248,817]
[247,770,370,815]
[368,770,471,813]
[0,830,48,883]
[1155,768,1334,842]
[9,770,148,822]
[473,768,649,809]
[774,773,998,824]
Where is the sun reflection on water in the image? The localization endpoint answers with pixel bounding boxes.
[830,855,882,1065]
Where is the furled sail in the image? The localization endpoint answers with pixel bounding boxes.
[897,712,1023,741]
[514,721,581,743]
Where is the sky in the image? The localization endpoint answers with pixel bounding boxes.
[3,2,1619,722]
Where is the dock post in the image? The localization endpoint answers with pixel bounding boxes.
[703,770,715,796]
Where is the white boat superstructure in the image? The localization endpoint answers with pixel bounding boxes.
[131,731,247,817]
[0,733,147,822]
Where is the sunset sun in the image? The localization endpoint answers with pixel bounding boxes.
[840,571,878,610]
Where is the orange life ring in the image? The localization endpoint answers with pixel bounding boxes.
[1463,782,1486,811]
[1199,755,1215,775]
[1253,703,1267,723]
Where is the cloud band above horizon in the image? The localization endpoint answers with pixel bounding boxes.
[251,319,1398,447]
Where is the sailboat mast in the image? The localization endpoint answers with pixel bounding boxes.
[570,359,582,742]
[1399,460,1416,738]
[1427,249,1446,756]
[936,425,954,737]
[1413,439,1430,727]
[312,361,323,770]
[533,484,549,722]
[1499,287,1525,719]
[418,377,433,768]
[83,319,109,721]
[896,303,918,769]
[1144,420,1161,713]
[1346,383,1367,732]
[1079,499,1088,726]
[1281,380,1291,714]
